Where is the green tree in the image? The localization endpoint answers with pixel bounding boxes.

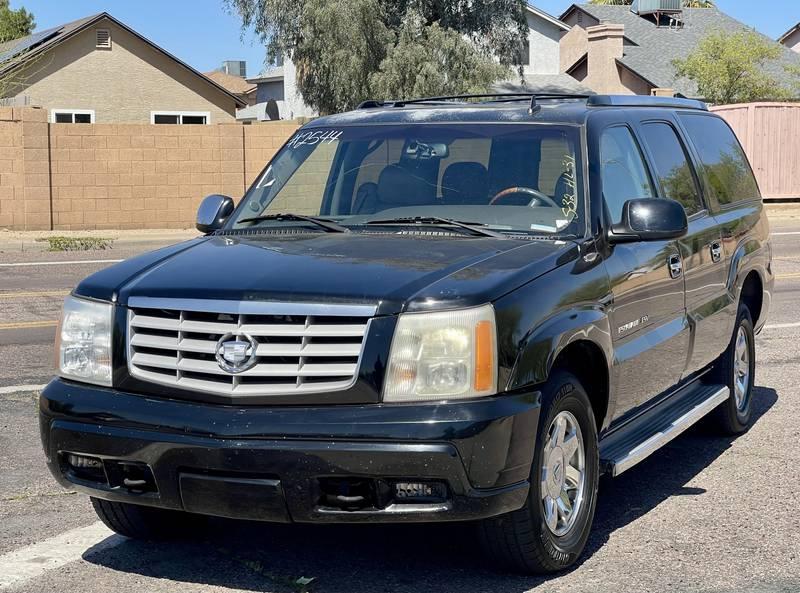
[292,0,393,115]
[587,0,713,6]
[673,29,790,104]
[0,0,34,44]
[370,14,509,101]
[226,0,526,114]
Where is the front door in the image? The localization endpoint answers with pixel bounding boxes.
[598,124,689,421]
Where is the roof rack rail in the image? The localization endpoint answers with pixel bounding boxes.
[357,93,593,110]
[587,95,707,111]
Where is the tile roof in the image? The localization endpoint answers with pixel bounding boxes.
[203,70,257,96]
[567,4,800,98]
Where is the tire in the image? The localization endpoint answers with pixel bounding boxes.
[479,371,599,574]
[710,304,756,435]
[91,497,204,540]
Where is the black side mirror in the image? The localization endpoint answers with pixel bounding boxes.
[196,194,235,234]
[609,198,688,243]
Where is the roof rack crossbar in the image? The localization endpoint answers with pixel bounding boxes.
[357,93,594,109]
[587,95,708,111]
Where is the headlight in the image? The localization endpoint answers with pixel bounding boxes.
[384,304,497,402]
[56,296,113,386]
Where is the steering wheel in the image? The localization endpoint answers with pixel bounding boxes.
[489,187,559,208]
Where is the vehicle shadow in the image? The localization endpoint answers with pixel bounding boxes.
[82,386,778,593]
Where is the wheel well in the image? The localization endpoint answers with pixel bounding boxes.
[551,341,609,430]
[740,271,763,323]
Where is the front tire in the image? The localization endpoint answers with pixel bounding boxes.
[711,304,756,435]
[91,498,204,540]
[479,371,599,574]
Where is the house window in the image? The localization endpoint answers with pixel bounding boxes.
[51,109,95,124]
[96,29,111,49]
[151,111,210,125]
[514,38,531,67]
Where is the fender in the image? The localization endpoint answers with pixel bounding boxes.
[726,238,765,294]
[506,305,614,426]
[725,236,772,329]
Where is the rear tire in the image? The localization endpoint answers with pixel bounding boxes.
[479,371,599,574]
[710,304,756,435]
[91,498,204,540]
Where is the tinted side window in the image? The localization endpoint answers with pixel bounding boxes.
[640,123,703,215]
[599,126,655,223]
[679,114,760,205]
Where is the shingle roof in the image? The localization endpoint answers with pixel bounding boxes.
[0,12,247,107]
[524,4,570,32]
[566,4,800,98]
[779,22,800,44]
[0,14,99,66]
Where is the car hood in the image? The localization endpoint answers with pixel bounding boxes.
[75,232,579,315]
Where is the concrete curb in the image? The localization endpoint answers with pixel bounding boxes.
[0,230,200,253]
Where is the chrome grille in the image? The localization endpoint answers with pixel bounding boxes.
[126,297,375,397]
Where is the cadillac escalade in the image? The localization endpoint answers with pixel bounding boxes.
[40,94,773,573]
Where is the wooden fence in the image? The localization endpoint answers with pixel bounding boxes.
[711,102,800,201]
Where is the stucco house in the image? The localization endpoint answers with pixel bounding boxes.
[0,13,245,124]
[239,3,580,122]
[780,23,800,53]
[559,3,800,98]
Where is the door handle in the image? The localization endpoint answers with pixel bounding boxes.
[710,241,722,263]
[668,254,683,279]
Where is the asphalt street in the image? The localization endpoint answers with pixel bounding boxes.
[0,221,798,593]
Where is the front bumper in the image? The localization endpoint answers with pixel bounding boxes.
[40,379,540,523]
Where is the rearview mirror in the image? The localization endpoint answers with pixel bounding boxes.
[196,194,235,234]
[609,198,688,243]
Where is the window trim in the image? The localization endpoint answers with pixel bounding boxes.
[150,111,211,125]
[676,111,762,212]
[636,118,706,217]
[598,123,656,226]
[50,109,95,124]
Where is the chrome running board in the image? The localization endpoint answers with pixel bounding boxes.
[601,384,730,477]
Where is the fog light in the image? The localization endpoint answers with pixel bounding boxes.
[393,481,447,502]
[66,453,102,469]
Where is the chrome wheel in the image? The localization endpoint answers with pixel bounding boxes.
[540,410,585,537]
[733,326,751,411]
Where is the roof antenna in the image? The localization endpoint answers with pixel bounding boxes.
[528,96,541,116]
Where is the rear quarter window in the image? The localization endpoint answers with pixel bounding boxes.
[679,114,760,206]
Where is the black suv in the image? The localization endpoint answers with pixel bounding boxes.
[41,94,773,573]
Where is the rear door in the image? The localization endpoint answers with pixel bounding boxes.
[678,113,766,343]
[635,116,728,377]
[596,118,689,420]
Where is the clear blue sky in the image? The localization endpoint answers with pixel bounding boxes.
[9,0,800,76]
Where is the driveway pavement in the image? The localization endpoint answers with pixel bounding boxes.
[0,220,798,592]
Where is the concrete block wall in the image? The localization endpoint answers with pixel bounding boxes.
[0,108,301,231]
[0,107,25,229]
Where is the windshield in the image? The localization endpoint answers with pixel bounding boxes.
[230,124,584,236]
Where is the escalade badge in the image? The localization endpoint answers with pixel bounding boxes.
[215,334,259,374]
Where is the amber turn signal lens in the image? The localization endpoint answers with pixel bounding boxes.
[474,320,494,392]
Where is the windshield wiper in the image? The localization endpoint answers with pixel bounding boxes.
[364,216,506,239]
[236,213,349,233]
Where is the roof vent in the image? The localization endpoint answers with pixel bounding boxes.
[96,29,111,49]
[631,0,684,28]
